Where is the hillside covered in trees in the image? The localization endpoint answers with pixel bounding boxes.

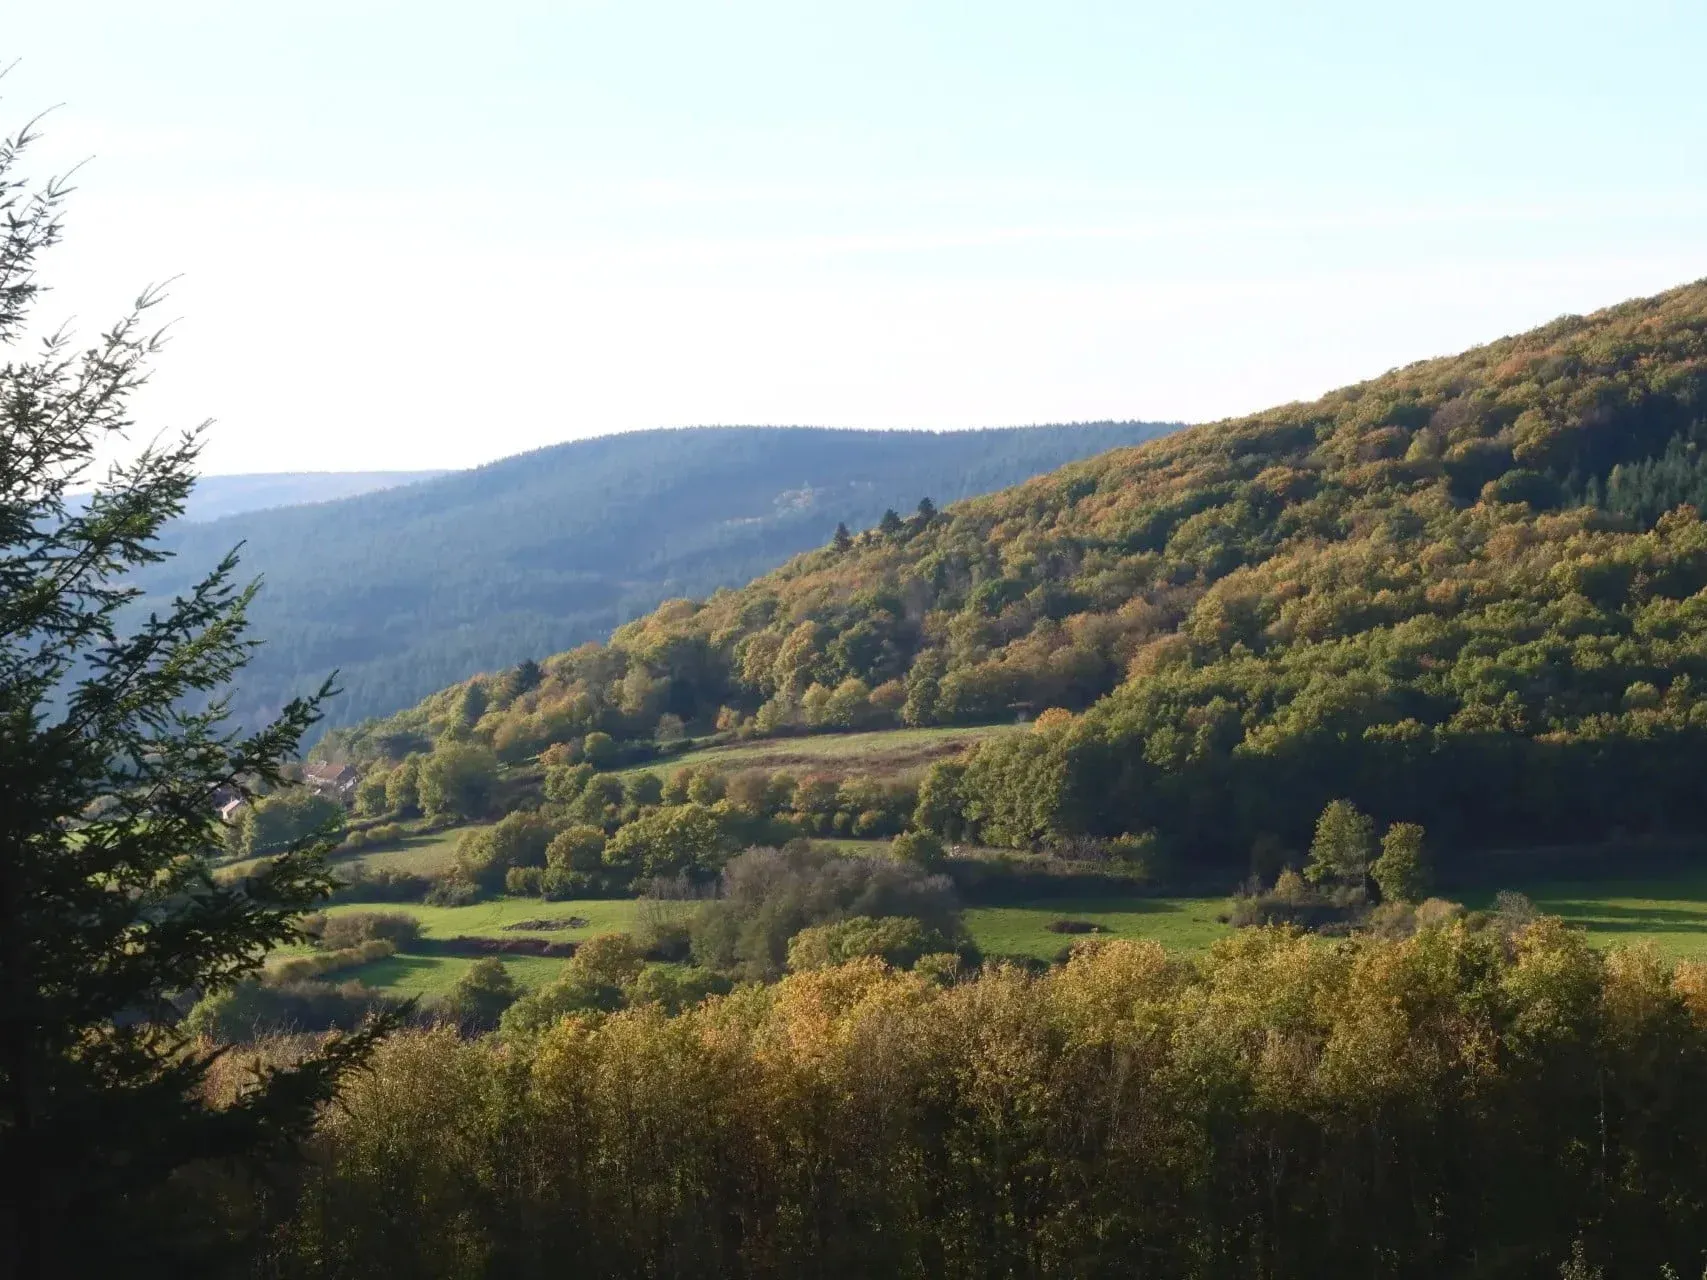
[135,424,1173,734]
[333,281,1707,876]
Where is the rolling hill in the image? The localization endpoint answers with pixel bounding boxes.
[139,423,1175,734]
[334,280,1707,876]
[175,471,448,521]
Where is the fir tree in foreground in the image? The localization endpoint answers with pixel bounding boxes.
[0,114,390,1275]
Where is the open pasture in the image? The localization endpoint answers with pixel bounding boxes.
[618,724,1016,782]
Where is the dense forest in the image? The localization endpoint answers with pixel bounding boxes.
[224,925,1707,1277]
[135,424,1173,735]
[332,282,1707,877]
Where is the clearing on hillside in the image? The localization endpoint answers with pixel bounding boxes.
[620,724,1018,782]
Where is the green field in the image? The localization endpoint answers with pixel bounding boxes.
[216,821,482,882]
[305,851,1707,996]
[618,724,1017,782]
[324,896,679,997]
[323,895,655,939]
[355,952,575,997]
[966,897,1232,959]
[962,876,1707,962]
[342,824,476,875]
[1468,871,1707,959]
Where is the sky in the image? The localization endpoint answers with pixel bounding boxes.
[6,1,1707,474]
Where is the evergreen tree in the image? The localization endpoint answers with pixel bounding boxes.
[915,496,937,523]
[0,118,390,1275]
[878,508,905,537]
[832,521,853,552]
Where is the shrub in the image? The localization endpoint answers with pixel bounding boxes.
[890,830,946,868]
[540,866,595,900]
[437,957,520,1032]
[427,876,481,907]
[317,911,423,951]
[454,810,559,892]
[183,979,403,1042]
[506,866,544,896]
[266,939,395,985]
[327,866,433,904]
[232,788,346,858]
[546,824,607,872]
[690,844,964,980]
[785,916,952,972]
[604,804,731,880]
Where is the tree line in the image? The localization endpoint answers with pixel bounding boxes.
[223,922,1707,1278]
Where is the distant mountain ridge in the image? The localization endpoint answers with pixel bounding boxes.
[178,471,448,521]
[140,423,1178,734]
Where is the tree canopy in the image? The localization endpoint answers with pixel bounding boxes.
[332,279,1707,876]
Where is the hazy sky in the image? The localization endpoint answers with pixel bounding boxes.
[8,2,1707,474]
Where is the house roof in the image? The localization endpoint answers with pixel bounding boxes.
[303,761,357,784]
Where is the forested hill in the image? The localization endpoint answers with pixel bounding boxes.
[333,280,1707,871]
[142,423,1174,733]
[177,471,448,521]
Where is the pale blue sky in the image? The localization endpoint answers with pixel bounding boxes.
[8,2,1706,472]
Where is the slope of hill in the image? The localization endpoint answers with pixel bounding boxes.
[142,423,1174,733]
[178,471,448,521]
[335,281,1707,874]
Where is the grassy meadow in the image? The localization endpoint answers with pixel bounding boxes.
[619,724,1018,782]
[322,896,681,997]
[1464,871,1707,959]
[966,896,1232,958]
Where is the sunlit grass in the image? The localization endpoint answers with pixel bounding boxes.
[966,897,1232,959]
[616,724,1017,781]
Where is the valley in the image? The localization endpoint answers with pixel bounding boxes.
[14,15,1707,1272]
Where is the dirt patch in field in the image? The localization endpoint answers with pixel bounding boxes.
[1045,919,1108,935]
[501,917,589,932]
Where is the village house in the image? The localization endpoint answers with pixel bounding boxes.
[302,761,360,801]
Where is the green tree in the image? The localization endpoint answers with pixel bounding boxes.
[237,788,345,857]
[604,804,728,879]
[878,507,905,537]
[454,810,557,892]
[890,829,947,868]
[785,915,947,971]
[1305,799,1376,886]
[685,768,726,805]
[624,770,664,808]
[440,957,518,1031]
[543,760,593,803]
[0,124,388,1274]
[832,521,853,552]
[417,742,499,819]
[1371,822,1429,903]
[453,681,487,734]
[353,767,392,817]
[581,730,618,769]
[384,753,422,816]
[546,825,609,873]
[913,760,968,840]
[570,773,626,828]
